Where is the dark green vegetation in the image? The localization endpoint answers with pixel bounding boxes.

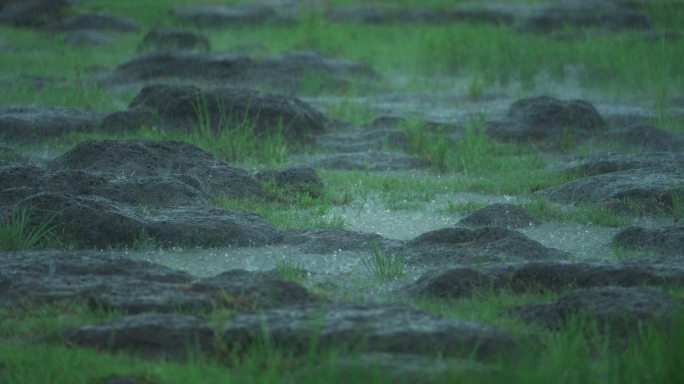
[2,0,684,383]
[2,297,683,384]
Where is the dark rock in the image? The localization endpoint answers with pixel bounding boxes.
[1,251,316,313]
[613,226,684,257]
[0,0,70,27]
[486,96,606,144]
[0,163,47,190]
[1,164,207,208]
[62,313,215,358]
[3,191,279,248]
[104,50,379,91]
[92,286,214,314]
[99,85,327,145]
[0,251,212,313]
[48,139,264,199]
[282,229,399,254]
[0,105,104,144]
[405,261,684,300]
[63,304,518,360]
[144,207,280,247]
[515,1,651,34]
[506,261,684,292]
[0,145,29,165]
[406,267,497,300]
[138,28,210,53]
[458,203,539,229]
[64,31,114,46]
[91,176,208,208]
[171,4,284,27]
[562,151,684,176]
[0,140,286,248]
[325,5,519,25]
[102,376,145,384]
[397,227,568,266]
[221,303,519,360]
[600,124,684,151]
[510,287,681,337]
[1,251,191,284]
[191,269,319,310]
[255,166,324,198]
[314,123,408,153]
[540,168,684,215]
[5,192,146,247]
[43,12,139,32]
[307,151,430,171]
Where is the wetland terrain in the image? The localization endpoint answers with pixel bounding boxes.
[1,0,684,383]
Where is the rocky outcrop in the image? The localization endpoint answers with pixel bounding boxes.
[1,140,282,248]
[613,226,684,258]
[515,1,651,34]
[63,313,215,358]
[99,84,328,145]
[325,5,519,25]
[396,227,569,265]
[599,124,684,152]
[171,4,290,27]
[542,153,684,215]
[0,105,104,144]
[63,303,519,360]
[561,151,684,176]
[282,229,399,254]
[0,0,71,27]
[43,12,139,32]
[138,28,211,52]
[64,31,114,46]
[457,203,539,229]
[47,139,264,198]
[191,269,319,309]
[0,251,316,312]
[405,261,684,300]
[486,96,606,144]
[104,50,379,91]
[509,287,681,337]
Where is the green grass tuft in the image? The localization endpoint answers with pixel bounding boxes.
[0,206,60,251]
[359,242,405,281]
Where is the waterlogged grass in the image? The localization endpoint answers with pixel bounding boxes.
[671,188,684,223]
[523,198,634,227]
[2,297,683,384]
[324,96,377,125]
[1,1,681,107]
[275,256,308,283]
[21,120,291,169]
[359,242,405,281]
[0,206,60,251]
[213,189,346,231]
[321,163,569,212]
[438,200,490,216]
[611,245,657,260]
